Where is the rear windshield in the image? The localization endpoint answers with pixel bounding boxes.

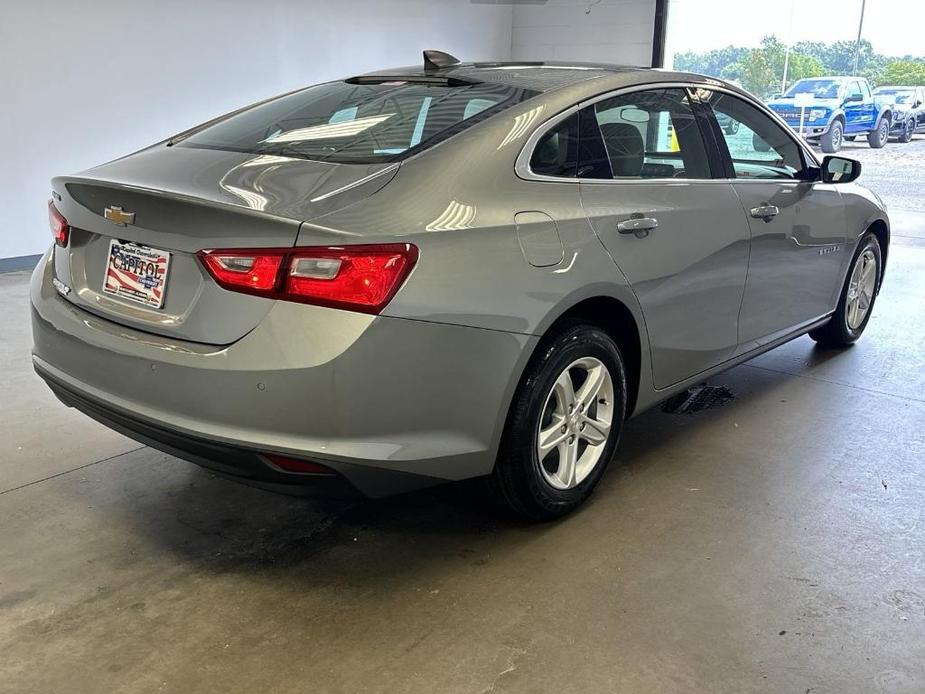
[785,79,842,99]
[177,79,538,164]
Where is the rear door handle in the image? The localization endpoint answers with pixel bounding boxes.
[617,216,659,237]
[749,204,780,222]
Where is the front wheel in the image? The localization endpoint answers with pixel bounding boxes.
[820,120,843,153]
[490,323,626,520]
[868,118,890,148]
[899,118,915,143]
[809,233,882,347]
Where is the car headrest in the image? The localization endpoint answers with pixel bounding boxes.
[599,123,644,177]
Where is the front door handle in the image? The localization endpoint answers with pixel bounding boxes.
[750,204,780,222]
[617,216,659,237]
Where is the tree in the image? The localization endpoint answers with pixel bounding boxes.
[668,36,921,97]
[793,39,878,75]
[673,46,749,78]
[785,54,825,89]
[736,37,824,97]
[880,60,925,86]
[739,50,775,98]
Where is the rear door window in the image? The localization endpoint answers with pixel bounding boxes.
[179,80,537,164]
[579,88,712,180]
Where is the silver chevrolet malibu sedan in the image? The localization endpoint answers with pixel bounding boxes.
[32,52,889,519]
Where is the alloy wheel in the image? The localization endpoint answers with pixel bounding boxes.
[846,249,877,330]
[536,357,614,490]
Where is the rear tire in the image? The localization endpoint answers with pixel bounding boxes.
[490,323,626,521]
[809,233,882,347]
[820,120,843,153]
[868,118,889,148]
[899,118,915,143]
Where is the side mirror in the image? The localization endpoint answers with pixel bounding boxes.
[915,100,923,108]
[844,93,863,104]
[821,155,861,184]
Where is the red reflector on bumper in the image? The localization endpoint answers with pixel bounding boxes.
[265,454,335,475]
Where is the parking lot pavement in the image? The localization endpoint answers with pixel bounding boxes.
[814,136,925,216]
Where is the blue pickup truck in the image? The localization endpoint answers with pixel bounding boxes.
[766,76,893,153]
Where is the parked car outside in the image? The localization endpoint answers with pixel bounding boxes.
[32,54,890,519]
[715,110,740,135]
[766,76,893,153]
[873,86,925,143]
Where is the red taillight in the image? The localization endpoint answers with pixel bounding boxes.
[48,200,69,247]
[198,244,418,314]
[199,250,286,293]
[285,245,418,312]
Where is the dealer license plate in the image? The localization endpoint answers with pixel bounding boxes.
[102,240,171,309]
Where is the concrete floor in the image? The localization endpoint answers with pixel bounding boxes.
[3,144,925,693]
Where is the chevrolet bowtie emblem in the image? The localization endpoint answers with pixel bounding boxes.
[104,206,135,226]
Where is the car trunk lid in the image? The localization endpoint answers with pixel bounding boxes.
[50,145,398,345]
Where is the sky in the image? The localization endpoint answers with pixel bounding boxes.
[665,0,925,60]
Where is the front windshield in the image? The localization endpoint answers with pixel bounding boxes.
[178,80,538,164]
[785,79,843,99]
[875,89,914,104]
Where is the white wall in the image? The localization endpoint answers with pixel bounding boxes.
[0,0,513,259]
[512,0,655,67]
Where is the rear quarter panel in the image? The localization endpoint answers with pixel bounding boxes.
[296,93,647,339]
[294,89,655,416]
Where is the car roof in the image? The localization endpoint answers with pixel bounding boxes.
[357,61,649,93]
[355,59,768,110]
[792,76,852,82]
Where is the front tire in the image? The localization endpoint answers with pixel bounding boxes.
[821,120,844,153]
[809,233,882,347]
[899,118,915,143]
[490,323,626,520]
[868,118,890,148]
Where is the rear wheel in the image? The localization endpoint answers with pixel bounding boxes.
[810,233,882,347]
[820,120,843,153]
[490,323,626,520]
[899,118,915,143]
[868,118,890,148]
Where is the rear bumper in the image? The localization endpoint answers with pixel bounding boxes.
[30,251,535,497]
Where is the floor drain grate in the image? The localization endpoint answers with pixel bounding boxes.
[660,384,735,415]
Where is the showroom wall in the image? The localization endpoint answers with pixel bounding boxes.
[0,0,514,260]
[511,0,655,66]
